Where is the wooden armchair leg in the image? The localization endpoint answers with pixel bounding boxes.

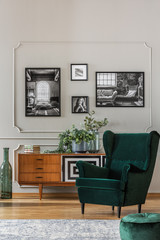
[81,203,85,214]
[112,206,115,211]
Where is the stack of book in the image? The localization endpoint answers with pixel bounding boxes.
[33,145,40,154]
[24,145,33,153]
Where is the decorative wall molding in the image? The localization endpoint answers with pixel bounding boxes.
[13,144,21,182]
[13,41,152,134]
[13,42,64,134]
[144,42,152,132]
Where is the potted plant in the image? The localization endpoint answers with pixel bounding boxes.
[45,125,95,154]
[83,110,108,153]
[69,125,95,153]
[57,129,72,153]
[44,111,108,154]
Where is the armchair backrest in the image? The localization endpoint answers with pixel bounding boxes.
[103,131,159,180]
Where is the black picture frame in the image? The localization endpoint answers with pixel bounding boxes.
[96,72,144,107]
[25,68,61,116]
[72,96,89,113]
[71,64,88,81]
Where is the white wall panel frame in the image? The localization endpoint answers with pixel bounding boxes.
[13,41,152,135]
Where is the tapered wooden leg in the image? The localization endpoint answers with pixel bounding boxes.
[112,206,115,211]
[138,204,141,213]
[81,203,85,214]
[118,206,121,218]
[39,184,43,200]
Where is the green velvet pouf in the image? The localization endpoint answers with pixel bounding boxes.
[120,213,160,240]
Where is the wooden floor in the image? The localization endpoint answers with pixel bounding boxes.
[0,193,159,219]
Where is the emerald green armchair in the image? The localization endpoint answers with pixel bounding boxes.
[76,131,159,218]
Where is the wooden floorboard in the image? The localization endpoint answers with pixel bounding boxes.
[0,193,159,219]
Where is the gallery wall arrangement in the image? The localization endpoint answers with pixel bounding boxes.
[25,66,144,117]
[13,41,151,134]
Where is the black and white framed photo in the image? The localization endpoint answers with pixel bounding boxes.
[72,96,89,113]
[25,68,61,116]
[71,64,88,81]
[96,72,144,107]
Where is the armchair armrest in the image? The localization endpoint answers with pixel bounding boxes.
[76,160,109,178]
[121,163,146,184]
[120,164,150,203]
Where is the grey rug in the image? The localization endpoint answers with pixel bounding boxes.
[0,219,121,240]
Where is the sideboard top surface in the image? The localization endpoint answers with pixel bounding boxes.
[18,153,105,156]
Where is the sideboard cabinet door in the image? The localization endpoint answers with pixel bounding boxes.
[62,155,102,182]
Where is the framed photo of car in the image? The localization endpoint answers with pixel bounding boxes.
[71,64,88,81]
[72,96,89,113]
[96,72,144,107]
[25,68,61,116]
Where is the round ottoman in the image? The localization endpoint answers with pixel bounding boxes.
[120,213,160,240]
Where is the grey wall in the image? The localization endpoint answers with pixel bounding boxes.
[0,0,160,193]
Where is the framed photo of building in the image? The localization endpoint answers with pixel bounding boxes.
[71,64,88,81]
[72,96,89,113]
[25,68,61,116]
[96,72,144,107]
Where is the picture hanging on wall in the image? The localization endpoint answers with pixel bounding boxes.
[25,68,61,116]
[96,72,144,107]
[71,64,88,81]
[72,96,89,113]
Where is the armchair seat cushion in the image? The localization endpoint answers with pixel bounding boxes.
[76,177,121,190]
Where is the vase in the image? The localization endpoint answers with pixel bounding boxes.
[88,131,100,153]
[72,141,88,153]
[0,148,12,199]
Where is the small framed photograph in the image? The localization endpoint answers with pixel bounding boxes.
[25,68,61,116]
[71,64,88,81]
[96,72,144,107]
[72,96,89,113]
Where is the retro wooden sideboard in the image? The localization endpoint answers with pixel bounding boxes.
[18,153,105,199]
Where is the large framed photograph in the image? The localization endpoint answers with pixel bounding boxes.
[96,72,144,107]
[71,64,88,81]
[72,96,89,113]
[25,68,61,116]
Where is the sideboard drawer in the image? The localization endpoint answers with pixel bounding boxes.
[19,154,60,164]
[19,173,61,183]
[20,163,60,173]
[19,154,61,173]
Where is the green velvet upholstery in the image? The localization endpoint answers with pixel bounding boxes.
[78,187,124,206]
[76,178,122,190]
[104,132,152,180]
[76,161,109,178]
[76,131,159,217]
[120,213,160,240]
